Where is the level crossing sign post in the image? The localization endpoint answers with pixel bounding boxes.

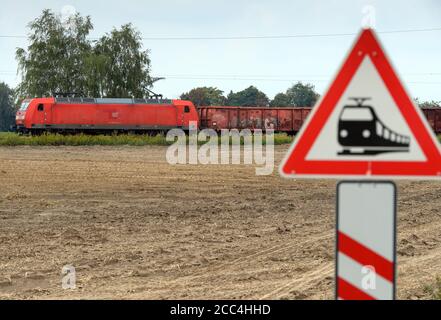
[279,28,441,300]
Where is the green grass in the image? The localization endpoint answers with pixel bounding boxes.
[1,131,440,147]
[0,132,294,146]
[0,132,171,146]
[435,278,441,300]
[273,133,293,145]
[423,277,441,300]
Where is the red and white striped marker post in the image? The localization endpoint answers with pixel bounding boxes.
[336,181,396,300]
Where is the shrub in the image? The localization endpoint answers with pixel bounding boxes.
[0,132,294,146]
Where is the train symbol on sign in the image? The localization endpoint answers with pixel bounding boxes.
[338,98,411,155]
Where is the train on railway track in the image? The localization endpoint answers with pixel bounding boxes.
[15,96,441,135]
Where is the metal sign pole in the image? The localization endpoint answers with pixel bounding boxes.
[335,181,397,300]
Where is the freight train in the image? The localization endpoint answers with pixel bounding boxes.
[15,97,441,135]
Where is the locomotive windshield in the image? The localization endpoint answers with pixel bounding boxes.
[340,107,374,121]
[19,101,31,111]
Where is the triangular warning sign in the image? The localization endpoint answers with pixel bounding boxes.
[280,28,441,179]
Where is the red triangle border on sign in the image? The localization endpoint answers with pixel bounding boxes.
[280,29,441,179]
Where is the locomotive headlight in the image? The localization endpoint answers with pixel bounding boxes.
[340,129,348,138]
[362,129,371,138]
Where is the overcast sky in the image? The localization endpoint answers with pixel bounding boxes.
[1,0,440,101]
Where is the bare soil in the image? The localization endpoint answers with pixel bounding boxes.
[0,145,440,299]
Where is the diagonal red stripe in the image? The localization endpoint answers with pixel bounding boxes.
[337,277,376,300]
[338,231,394,283]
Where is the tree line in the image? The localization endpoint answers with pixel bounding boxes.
[0,9,440,131]
[180,82,320,107]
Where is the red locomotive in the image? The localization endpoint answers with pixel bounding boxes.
[15,97,441,135]
[15,97,199,134]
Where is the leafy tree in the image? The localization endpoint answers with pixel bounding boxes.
[415,98,441,108]
[0,82,15,131]
[285,82,319,107]
[180,87,226,106]
[270,92,291,107]
[83,53,111,98]
[93,24,153,98]
[226,86,269,107]
[16,9,93,98]
[16,10,153,99]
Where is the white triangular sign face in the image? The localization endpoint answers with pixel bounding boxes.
[280,29,441,179]
[306,56,425,161]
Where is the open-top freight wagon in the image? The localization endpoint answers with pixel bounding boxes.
[421,107,441,134]
[198,106,312,134]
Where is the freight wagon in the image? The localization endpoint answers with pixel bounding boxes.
[15,97,199,134]
[421,107,441,134]
[198,106,312,134]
